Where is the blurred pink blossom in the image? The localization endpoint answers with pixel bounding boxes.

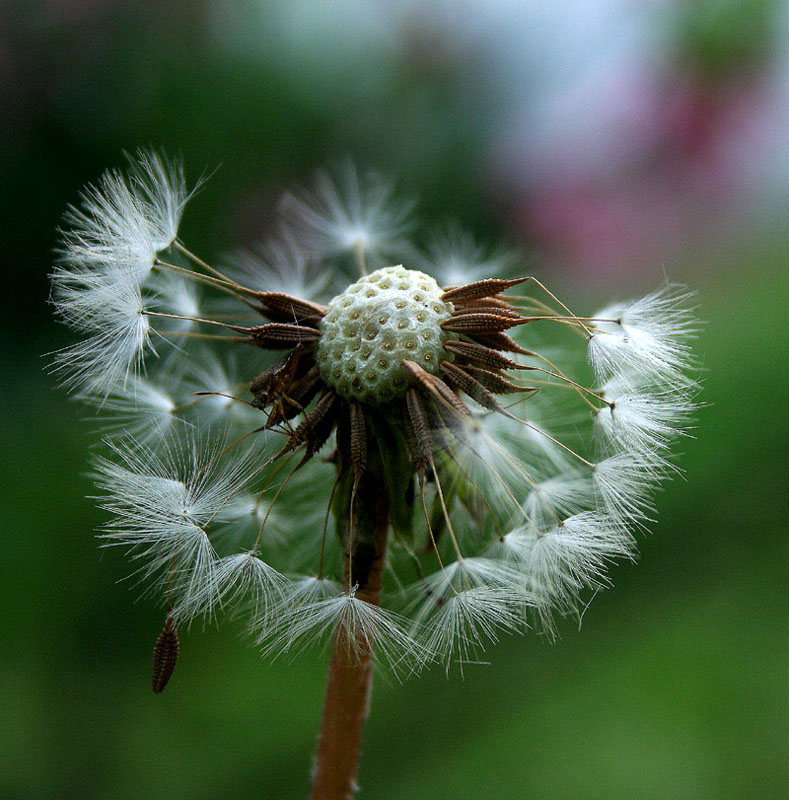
[498,66,775,276]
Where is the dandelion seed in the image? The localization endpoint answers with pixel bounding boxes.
[420,586,525,673]
[157,273,201,324]
[410,558,535,667]
[181,349,263,428]
[594,377,696,457]
[226,233,332,302]
[492,513,632,606]
[278,162,416,269]
[593,453,663,525]
[422,222,516,287]
[51,273,151,396]
[264,589,424,673]
[524,473,594,529]
[212,551,285,619]
[50,150,196,395]
[55,149,188,280]
[127,149,190,251]
[94,435,258,618]
[587,286,697,386]
[80,375,179,441]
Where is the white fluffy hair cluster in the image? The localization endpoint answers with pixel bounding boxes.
[51,150,698,673]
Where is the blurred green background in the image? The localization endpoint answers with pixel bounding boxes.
[2,2,787,798]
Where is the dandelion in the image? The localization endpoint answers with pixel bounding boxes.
[52,152,699,799]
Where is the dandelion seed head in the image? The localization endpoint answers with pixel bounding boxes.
[53,153,700,672]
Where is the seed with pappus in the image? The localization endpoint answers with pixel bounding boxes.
[51,151,700,799]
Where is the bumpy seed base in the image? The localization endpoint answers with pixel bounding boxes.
[317,266,454,404]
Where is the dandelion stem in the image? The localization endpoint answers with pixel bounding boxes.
[525,366,609,409]
[159,331,248,343]
[427,454,465,563]
[310,470,390,800]
[521,421,596,469]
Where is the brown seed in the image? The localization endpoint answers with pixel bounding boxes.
[250,347,303,409]
[275,390,339,460]
[452,295,512,309]
[405,388,432,476]
[440,361,506,414]
[349,403,367,477]
[462,365,538,396]
[449,299,521,317]
[245,323,321,349]
[401,360,470,418]
[300,400,341,466]
[255,292,327,324]
[467,331,534,356]
[441,312,527,335]
[441,277,528,303]
[265,365,322,428]
[443,339,529,371]
[151,616,179,694]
